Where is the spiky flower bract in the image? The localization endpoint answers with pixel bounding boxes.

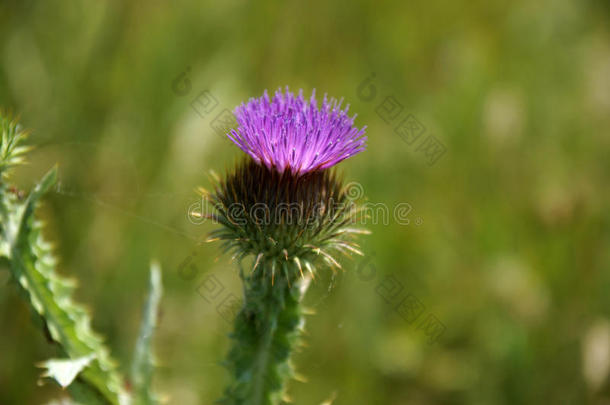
[208,158,365,285]
[210,88,368,405]
[228,87,367,175]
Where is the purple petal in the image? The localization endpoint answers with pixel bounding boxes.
[228,87,367,175]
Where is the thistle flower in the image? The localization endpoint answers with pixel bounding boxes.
[228,88,367,175]
[208,87,368,405]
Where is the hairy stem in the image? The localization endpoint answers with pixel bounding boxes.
[221,264,310,405]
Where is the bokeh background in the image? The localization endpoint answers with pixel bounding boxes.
[1,0,610,404]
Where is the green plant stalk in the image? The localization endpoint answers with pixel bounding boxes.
[131,263,163,405]
[221,261,310,405]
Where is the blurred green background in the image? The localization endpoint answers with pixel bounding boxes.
[1,0,610,404]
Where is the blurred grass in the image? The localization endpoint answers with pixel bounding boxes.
[1,0,610,404]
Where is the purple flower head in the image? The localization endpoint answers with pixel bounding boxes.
[228,87,367,175]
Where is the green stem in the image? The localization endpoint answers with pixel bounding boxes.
[221,263,310,405]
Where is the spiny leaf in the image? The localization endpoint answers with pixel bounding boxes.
[0,112,30,180]
[3,167,129,405]
[38,354,96,388]
[131,262,163,405]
